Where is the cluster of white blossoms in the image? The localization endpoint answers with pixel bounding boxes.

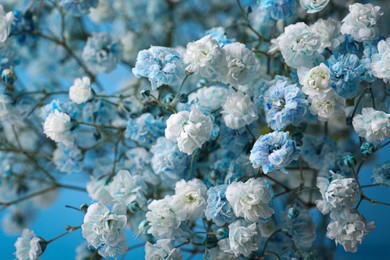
[341,3,383,42]
[310,18,345,53]
[14,229,43,260]
[145,239,182,260]
[69,76,93,104]
[165,106,213,155]
[352,107,390,143]
[43,110,74,147]
[371,38,390,83]
[298,63,345,121]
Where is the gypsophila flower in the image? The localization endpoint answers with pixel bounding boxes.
[52,145,83,174]
[220,42,259,87]
[275,22,322,69]
[300,0,329,14]
[284,209,316,249]
[226,178,274,221]
[145,239,182,260]
[221,92,258,130]
[263,80,308,130]
[43,110,74,147]
[60,0,98,16]
[205,27,234,47]
[372,161,390,186]
[86,176,113,204]
[14,229,43,260]
[132,46,185,90]
[171,178,207,221]
[259,0,295,20]
[107,170,147,208]
[183,35,224,79]
[341,3,383,42]
[188,85,230,112]
[298,63,332,98]
[352,107,390,142]
[308,90,346,121]
[126,113,166,148]
[316,172,358,215]
[327,208,375,253]
[0,5,13,43]
[218,219,259,257]
[250,131,300,174]
[165,106,213,155]
[207,247,237,260]
[82,32,123,73]
[205,184,236,226]
[310,18,345,52]
[69,77,92,104]
[371,38,390,83]
[81,203,127,258]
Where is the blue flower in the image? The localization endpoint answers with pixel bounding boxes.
[82,32,123,73]
[132,46,185,90]
[264,80,308,131]
[60,0,98,16]
[205,185,236,226]
[125,113,166,148]
[249,131,300,174]
[52,144,84,174]
[205,27,234,47]
[326,53,366,99]
[301,134,336,170]
[259,0,295,20]
[372,161,390,186]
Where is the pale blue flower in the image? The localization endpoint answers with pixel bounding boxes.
[301,134,336,170]
[371,38,390,83]
[372,161,390,186]
[132,46,185,90]
[52,145,84,174]
[60,0,98,16]
[326,53,366,99]
[284,209,316,249]
[82,32,123,73]
[205,184,236,226]
[259,0,295,20]
[205,27,234,47]
[264,80,308,131]
[145,239,182,260]
[250,131,300,174]
[125,113,166,148]
[300,0,329,14]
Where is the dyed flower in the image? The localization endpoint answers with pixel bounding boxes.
[14,229,43,260]
[308,91,345,121]
[310,18,345,52]
[43,110,73,147]
[264,80,308,130]
[221,92,258,130]
[327,208,375,253]
[0,5,13,43]
[52,145,83,174]
[326,53,365,99]
[205,184,236,226]
[69,76,92,104]
[188,85,230,112]
[352,107,390,142]
[372,161,390,186]
[284,209,316,249]
[276,22,322,69]
[145,239,182,260]
[132,46,185,90]
[81,203,127,258]
[60,0,98,16]
[316,173,358,215]
[298,63,332,98]
[259,0,295,20]
[205,27,234,47]
[300,0,329,14]
[183,35,224,79]
[86,176,113,204]
[82,32,123,73]
[107,170,147,208]
[250,131,300,174]
[341,3,382,42]
[226,178,274,221]
[165,106,213,155]
[218,220,259,257]
[371,38,390,83]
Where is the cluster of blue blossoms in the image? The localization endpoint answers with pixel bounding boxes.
[1,0,390,259]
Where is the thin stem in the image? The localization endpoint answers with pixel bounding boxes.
[46,226,81,244]
[170,73,190,106]
[260,229,283,258]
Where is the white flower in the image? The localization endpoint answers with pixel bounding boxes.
[220,42,259,87]
[106,170,147,208]
[0,5,13,43]
[300,0,329,14]
[207,247,237,260]
[81,203,127,258]
[188,85,230,112]
[221,92,258,130]
[276,22,322,69]
[171,179,207,221]
[352,107,390,142]
[14,229,43,260]
[145,239,182,260]
[43,110,73,146]
[308,91,345,121]
[310,18,345,52]
[165,106,213,155]
[316,173,358,215]
[86,176,113,204]
[218,220,259,257]
[371,38,390,83]
[69,76,92,104]
[146,196,188,239]
[327,208,375,253]
[226,178,274,222]
[341,3,383,42]
[184,35,224,79]
[298,63,332,98]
